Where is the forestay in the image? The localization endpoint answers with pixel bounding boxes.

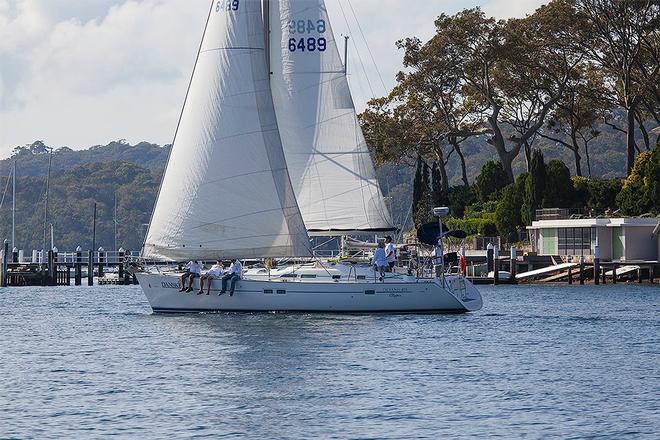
[269,0,394,236]
[143,0,311,261]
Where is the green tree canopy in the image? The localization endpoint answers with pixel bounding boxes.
[474,160,508,202]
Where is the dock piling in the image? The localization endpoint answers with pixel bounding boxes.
[98,247,105,278]
[612,264,617,284]
[493,247,499,285]
[1,240,8,288]
[579,256,585,285]
[594,246,600,285]
[568,267,572,284]
[87,250,93,286]
[75,246,82,286]
[510,246,517,279]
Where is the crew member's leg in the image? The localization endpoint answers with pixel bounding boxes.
[229,274,240,296]
[220,273,231,294]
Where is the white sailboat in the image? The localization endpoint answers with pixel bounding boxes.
[136,0,483,314]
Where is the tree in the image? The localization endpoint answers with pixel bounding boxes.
[616,144,660,215]
[575,0,660,175]
[431,162,449,207]
[474,160,508,202]
[521,150,546,224]
[495,183,523,241]
[543,160,574,208]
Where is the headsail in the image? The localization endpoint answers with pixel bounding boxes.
[269,0,395,236]
[143,0,311,261]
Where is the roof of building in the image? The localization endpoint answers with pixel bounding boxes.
[528,217,660,229]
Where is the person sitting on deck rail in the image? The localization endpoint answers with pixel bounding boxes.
[180,261,202,293]
[371,242,388,282]
[198,260,224,295]
[220,260,243,296]
[385,236,397,272]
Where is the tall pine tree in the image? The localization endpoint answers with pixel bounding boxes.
[521,149,546,224]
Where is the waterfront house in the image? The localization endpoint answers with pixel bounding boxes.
[527,209,660,261]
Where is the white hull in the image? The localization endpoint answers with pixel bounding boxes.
[136,272,483,314]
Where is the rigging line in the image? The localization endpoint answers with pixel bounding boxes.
[346,0,387,94]
[336,0,375,98]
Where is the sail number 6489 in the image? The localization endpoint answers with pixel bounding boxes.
[289,37,327,52]
[216,0,239,12]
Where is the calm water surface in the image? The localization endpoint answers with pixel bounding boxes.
[1,284,658,439]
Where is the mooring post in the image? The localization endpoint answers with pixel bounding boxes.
[612,263,617,284]
[602,267,606,284]
[52,247,59,285]
[568,267,573,284]
[47,249,54,286]
[579,256,585,285]
[87,249,93,286]
[493,246,499,285]
[486,243,494,274]
[594,246,600,285]
[12,247,18,263]
[97,247,105,278]
[1,239,8,288]
[510,246,517,281]
[118,247,125,282]
[75,246,82,286]
[638,267,643,283]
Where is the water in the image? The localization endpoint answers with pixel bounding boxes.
[1,284,658,439]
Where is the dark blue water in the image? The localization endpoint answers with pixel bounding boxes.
[1,284,658,439]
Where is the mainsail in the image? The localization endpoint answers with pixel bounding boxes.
[269,0,395,235]
[143,0,311,261]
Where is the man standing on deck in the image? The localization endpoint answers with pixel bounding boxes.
[385,236,397,272]
[219,259,242,296]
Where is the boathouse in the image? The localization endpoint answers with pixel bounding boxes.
[527,211,660,261]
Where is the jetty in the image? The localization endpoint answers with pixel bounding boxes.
[0,241,143,287]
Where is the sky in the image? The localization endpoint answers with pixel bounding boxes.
[0,0,545,158]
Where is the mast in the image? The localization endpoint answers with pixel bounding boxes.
[343,35,349,74]
[42,148,52,252]
[114,192,118,252]
[11,161,15,250]
[264,0,270,74]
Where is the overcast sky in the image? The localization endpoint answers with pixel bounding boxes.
[0,0,545,158]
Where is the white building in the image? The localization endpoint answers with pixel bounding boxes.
[528,217,660,261]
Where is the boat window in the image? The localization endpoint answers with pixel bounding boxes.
[331,275,341,280]
[280,274,298,278]
[365,290,375,295]
[277,289,286,295]
[357,275,366,280]
[301,274,317,279]
[263,289,273,294]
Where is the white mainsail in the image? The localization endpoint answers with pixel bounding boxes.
[269,0,394,235]
[143,0,311,261]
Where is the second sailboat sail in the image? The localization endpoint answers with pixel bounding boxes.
[269,0,395,235]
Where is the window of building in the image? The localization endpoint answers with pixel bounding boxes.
[557,227,594,256]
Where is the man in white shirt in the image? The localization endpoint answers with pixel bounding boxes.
[198,260,224,295]
[385,236,397,272]
[371,241,388,282]
[220,260,243,296]
[180,261,202,293]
